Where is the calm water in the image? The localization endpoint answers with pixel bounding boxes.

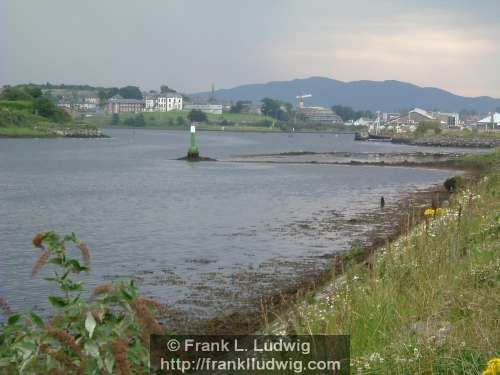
[0,130,460,321]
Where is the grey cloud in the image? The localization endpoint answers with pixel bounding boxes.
[1,0,499,97]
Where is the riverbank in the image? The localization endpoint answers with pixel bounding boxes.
[355,130,500,148]
[153,150,491,335]
[0,98,107,138]
[267,149,500,374]
[0,126,108,138]
[175,184,454,335]
[392,135,500,148]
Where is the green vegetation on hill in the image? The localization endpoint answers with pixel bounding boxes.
[281,150,500,374]
[85,110,355,133]
[85,111,276,131]
[331,105,374,121]
[0,86,100,137]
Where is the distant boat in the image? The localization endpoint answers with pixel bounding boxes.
[354,132,369,141]
[354,132,392,141]
[367,133,392,141]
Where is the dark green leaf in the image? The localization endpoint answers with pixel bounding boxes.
[121,289,133,301]
[49,258,63,265]
[29,311,44,328]
[48,296,68,308]
[7,314,21,326]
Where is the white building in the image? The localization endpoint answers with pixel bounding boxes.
[145,93,183,112]
[184,104,223,115]
[431,111,460,128]
[298,106,343,124]
[354,117,374,127]
[478,113,500,127]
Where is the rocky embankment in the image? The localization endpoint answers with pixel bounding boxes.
[392,136,500,148]
[46,127,108,138]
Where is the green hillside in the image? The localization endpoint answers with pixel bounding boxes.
[0,86,100,137]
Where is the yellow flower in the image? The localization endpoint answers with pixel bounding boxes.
[424,208,436,217]
[483,358,500,375]
[435,208,446,216]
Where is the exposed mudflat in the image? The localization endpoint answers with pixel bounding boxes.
[157,184,451,334]
[228,151,466,168]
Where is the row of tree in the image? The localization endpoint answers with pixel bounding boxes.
[331,105,375,121]
[111,110,208,128]
[256,97,375,123]
[260,98,294,121]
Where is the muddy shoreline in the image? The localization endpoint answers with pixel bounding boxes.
[227,151,471,170]
[158,172,460,334]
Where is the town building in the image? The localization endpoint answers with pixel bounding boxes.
[389,108,437,126]
[74,96,100,112]
[431,111,460,128]
[382,112,401,122]
[477,113,500,128]
[298,106,343,124]
[144,93,183,112]
[226,100,262,115]
[353,117,374,127]
[184,104,223,115]
[57,95,100,112]
[106,97,145,114]
[57,100,72,110]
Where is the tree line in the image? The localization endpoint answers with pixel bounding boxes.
[0,85,70,123]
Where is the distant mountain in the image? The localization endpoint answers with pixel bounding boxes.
[192,77,500,113]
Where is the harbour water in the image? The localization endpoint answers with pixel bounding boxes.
[0,129,464,325]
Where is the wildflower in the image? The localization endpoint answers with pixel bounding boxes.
[48,369,66,375]
[369,352,384,363]
[90,282,113,300]
[424,208,436,217]
[33,232,47,248]
[435,208,446,216]
[77,242,91,267]
[32,249,51,276]
[482,358,500,375]
[47,328,83,356]
[140,297,168,313]
[424,207,447,218]
[131,298,164,335]
[112,338,132,375]
[413,347,421,360]
[46,350,80,372]
[0,297,13,315]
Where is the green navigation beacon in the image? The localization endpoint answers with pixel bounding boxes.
[187,124,199,160]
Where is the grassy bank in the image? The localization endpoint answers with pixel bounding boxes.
[0,127,54,138]
[440,129,500,140]
[85,111,275,130]
[85,112,358,133]
[280,150,500,374]
[0,99,102,138]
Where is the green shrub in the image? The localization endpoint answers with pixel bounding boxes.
[33,97,70,123]
[0,101,33,112]
[0,232,165,374]
[415,121,442,137]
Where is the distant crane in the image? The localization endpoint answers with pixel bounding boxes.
[296,94,312,109]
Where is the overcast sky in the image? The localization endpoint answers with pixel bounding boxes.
[1,0,499,97]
